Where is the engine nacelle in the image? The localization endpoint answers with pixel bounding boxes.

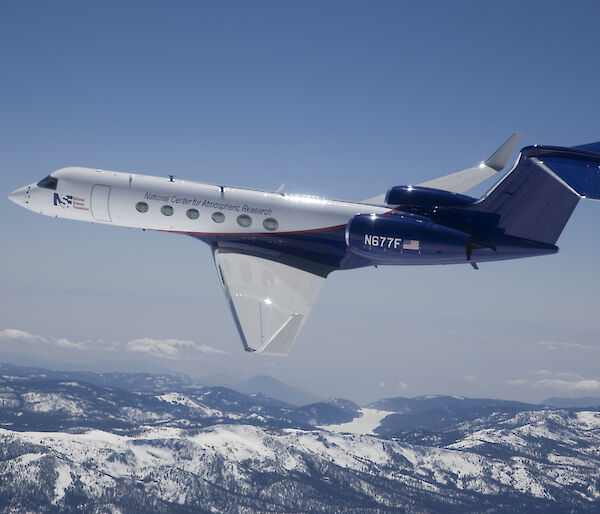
[346,213,472,264]
[385,186,476,207]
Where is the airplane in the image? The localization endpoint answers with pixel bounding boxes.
[8,134,600,355]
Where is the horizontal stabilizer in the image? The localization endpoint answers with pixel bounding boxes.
[572,141,600,154]
[530,146,600,200]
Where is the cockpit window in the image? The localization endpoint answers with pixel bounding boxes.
[37,175,58,190]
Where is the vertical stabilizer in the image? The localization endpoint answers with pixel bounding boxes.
[472,145,600,245]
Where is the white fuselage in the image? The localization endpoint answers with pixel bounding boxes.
[10,167,388,235]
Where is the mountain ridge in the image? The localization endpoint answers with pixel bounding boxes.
[0,363,598,512]
[541,396,600,408]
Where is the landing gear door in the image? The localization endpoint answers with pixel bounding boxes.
[90,185,111,222]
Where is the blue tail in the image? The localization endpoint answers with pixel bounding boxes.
[472,144,600,245]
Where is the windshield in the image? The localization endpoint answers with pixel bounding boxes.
[37,175,58,190]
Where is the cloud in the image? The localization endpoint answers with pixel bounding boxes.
[0,328,228,358]
[126,337,228,359]
[55,338,86,349]
[378,381,408,390]
[507,370,600,393]
[0,328,87,350]
[0,329,48,344]
[536,378,600,392]
[506,379,527,386]
[536,340,599,351]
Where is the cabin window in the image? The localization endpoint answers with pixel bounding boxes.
[37,175,58,190]
[237,214,252,227]
[135,202,149,213]
[186,208,199,219]
[263,218,278,231]
[212,212,225,223]
[161,205,174,216]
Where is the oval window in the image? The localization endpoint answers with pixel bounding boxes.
[237,214,252,227]
[161,205,174,216]
[263,218,278,231]
[135,202,149,213]
[186,208,199,220]
[212,212,225,223]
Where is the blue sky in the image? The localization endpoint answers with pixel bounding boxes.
[1,1,600,403]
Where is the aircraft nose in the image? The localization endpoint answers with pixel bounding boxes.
[8,185,29,205]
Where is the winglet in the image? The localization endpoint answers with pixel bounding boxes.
[257,313,304,355]
[485,132,522,172]
[361,132,524,203]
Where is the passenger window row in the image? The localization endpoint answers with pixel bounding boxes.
[135,202,278,230]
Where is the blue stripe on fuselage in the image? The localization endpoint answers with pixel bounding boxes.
[180,207,558,273]
[187,226,371,273]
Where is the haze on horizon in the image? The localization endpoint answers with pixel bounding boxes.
[1,1,600,405]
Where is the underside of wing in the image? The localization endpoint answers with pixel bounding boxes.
[213,248,326,355]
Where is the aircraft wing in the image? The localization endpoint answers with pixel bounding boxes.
[362,132,522,204]
[213,248,326,355]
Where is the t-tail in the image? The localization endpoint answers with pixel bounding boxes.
[469,143,600,246]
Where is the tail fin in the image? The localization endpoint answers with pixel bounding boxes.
[473,145,600,245]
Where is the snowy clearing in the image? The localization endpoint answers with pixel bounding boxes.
[319,408,393,435]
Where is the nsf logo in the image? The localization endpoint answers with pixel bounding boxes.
[53,193,73,207]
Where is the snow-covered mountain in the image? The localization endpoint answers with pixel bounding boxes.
[0,364,598,513]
